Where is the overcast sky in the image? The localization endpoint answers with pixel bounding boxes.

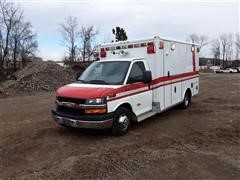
[15,0,239,60]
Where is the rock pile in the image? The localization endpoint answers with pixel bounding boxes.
[0,60,75,96]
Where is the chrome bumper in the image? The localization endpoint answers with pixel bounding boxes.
[53,115,113,129]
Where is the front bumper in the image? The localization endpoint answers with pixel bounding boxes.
[52,109,113,129]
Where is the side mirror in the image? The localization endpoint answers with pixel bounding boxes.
[76,71,82,81]
[143,71,152,84]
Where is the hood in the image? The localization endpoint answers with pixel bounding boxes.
[56,83,120,99]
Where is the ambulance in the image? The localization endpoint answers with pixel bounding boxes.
[52,36,199,136]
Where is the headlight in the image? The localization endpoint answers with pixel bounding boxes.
[86,98,106,105]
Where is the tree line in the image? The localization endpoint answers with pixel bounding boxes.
[0,0,38,71]
[187,33,240,68]
[1,0,239,72]
[59,16,98,63]
[211,33,240,67]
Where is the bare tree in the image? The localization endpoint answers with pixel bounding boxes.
[187,34,208,53]
[59,16,80,62]
[211,39,221,66]
[219,34,228,68]
[10,10,23,70]
[0,0,19,67]
[11,21,38,68]
[80,25,98,62]
[199,35,208,50]
[0,0,38,70]
[235,33,240,59]
[19,37,38,66]
[225,33,233,62]
[187,34,199,43]
[0,27,3,64]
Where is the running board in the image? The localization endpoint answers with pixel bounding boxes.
[137,110,158,122]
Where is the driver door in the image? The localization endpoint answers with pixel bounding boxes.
[126,61,152,116]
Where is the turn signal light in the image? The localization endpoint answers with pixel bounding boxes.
[85,108,107,114]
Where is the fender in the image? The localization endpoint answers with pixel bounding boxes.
[107,97,133,113]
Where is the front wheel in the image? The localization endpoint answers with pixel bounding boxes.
[111,107,131,136]
[181,91,191,109]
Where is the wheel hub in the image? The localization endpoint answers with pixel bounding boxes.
[119,114,129,129]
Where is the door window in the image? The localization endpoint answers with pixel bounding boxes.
[127,61,146,84]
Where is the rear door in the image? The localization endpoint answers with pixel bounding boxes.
[126,61,152,116]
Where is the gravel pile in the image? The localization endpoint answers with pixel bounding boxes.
[0,60,75,96]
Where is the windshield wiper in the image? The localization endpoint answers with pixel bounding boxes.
[77,79,86,83]
[87,80,109,85]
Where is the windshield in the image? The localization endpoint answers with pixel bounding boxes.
[78,61,130,85]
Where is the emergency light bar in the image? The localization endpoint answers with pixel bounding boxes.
[111,50,128,55]
[99,41,166,58]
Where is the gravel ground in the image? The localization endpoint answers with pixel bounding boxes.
[0,73,239,179]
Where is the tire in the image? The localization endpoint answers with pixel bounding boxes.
[111,107,131,136]
[181,91,191,109]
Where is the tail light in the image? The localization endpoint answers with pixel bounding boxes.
[100,48,106,58]
[147,42,155,54]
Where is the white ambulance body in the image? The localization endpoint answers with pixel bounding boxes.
[100,36,199,119]
[52,36,199,136]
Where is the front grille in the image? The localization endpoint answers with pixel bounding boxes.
[57,106,85,115]
[57,96,86,104]
[56,96,86,116]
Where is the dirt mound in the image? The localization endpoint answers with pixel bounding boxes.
[0,60,75,96]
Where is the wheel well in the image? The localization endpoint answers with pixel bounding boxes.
[185,88,192,98]
[116,103,137,121]
[117,103,133,112]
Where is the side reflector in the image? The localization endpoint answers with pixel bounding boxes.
[147,45,155,54]
[85,108,107,114]
[100,48,106,58]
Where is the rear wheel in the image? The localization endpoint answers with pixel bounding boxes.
[181,91,191,109]
[111,107,131,136]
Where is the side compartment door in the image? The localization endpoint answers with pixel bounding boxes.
[126,61,152,116]
[163,42,172,108]
[172,82,182,104]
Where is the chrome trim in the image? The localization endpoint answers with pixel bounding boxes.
[53,115,113,129]
[55,100,107,109]
[81,104,107,109]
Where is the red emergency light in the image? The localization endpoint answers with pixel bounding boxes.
[147,42,155,54]
[100,48,106,58]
